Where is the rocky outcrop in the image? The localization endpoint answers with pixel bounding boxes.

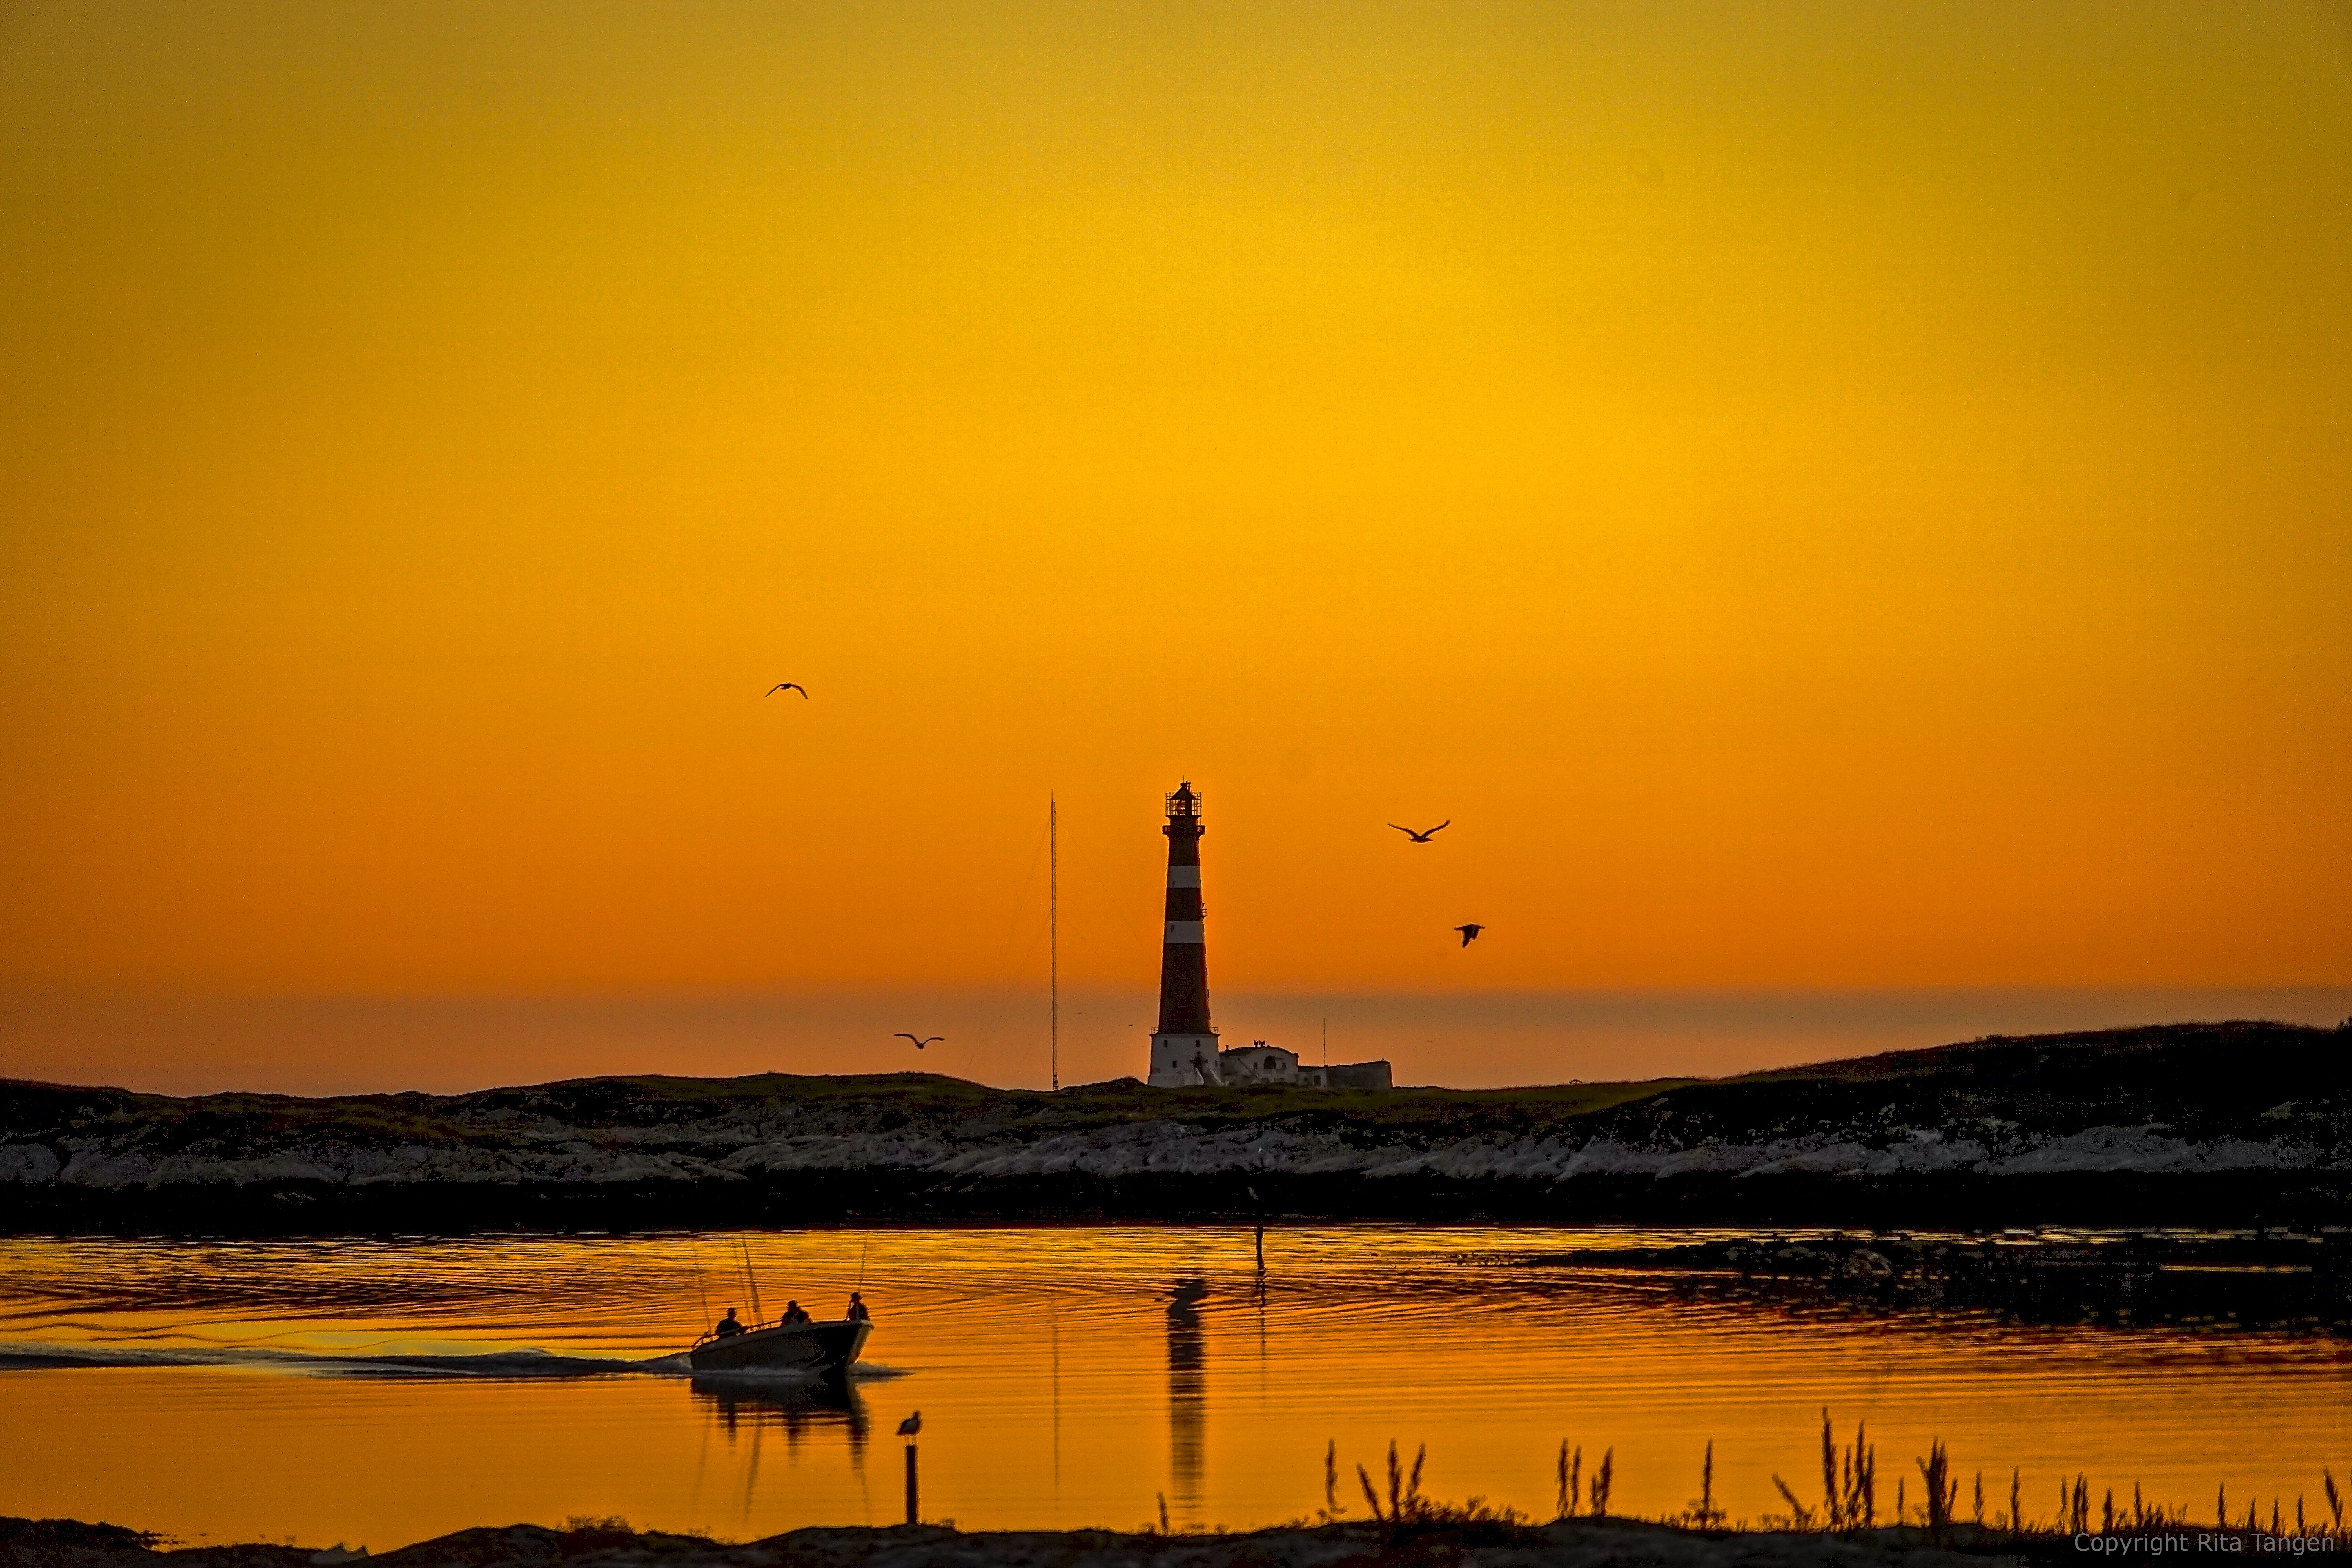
[4,1113,2342,1197]
[2,1022,2345,1229]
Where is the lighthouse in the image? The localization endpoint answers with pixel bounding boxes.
[1148,781,1222,1086]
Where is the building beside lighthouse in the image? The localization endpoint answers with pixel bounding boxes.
[1145,782,1392,1091]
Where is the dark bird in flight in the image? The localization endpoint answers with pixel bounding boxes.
[1453,923,1485,947]
[895,1033,944,1050]
[1389,821,1450,843]
[897,1411,922,1438]
[767,683,808,698]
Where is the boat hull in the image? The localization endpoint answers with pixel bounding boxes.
[688,1318,870,1376]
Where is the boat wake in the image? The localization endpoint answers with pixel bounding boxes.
[3,1341,697,1379]
[0,1340,909,1383]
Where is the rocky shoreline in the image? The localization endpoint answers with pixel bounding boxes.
[4,1022,2345,1234]
[1506,1229,2352,1331]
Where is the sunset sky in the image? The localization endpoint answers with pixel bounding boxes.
[3,2,2348,1092]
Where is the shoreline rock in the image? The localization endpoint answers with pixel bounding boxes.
[4,1022,2344,1234]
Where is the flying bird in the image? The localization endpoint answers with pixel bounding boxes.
[895,1033,944,1050]
[767,683,808,698]
[1388,821,1450,843]
[897,1411,922,1438]
[1453,923,1485,947]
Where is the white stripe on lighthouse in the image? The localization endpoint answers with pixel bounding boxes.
[1165,865,1200,889]
[1164,920,1205,943]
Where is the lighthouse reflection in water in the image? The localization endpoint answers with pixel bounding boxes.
[1165,1278,1210,1521]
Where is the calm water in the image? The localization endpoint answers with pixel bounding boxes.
[2,1226,2348,1550]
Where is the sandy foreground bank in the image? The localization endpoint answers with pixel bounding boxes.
[0,1516,2102,1568]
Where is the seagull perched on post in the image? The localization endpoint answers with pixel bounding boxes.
[1388,821,1449,843]
[1453,923,1485,947]
[895,1033,944,1050]
[897,1411,922,1438]
[766,682,808,698]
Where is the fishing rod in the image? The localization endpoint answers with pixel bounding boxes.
[740,1237,766,1327]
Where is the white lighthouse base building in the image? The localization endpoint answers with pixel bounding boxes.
[1151,1035,1393,1091]
[1149,1032,1223,1087]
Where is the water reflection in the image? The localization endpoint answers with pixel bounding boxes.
[690,1377,871,1527]
[6,1227,2352,1547]
[691,1375,869,1465]
[1166,1277,1208,1522]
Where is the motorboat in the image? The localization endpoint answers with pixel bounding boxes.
[688,1313,871,1377]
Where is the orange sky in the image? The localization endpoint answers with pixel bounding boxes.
[3,3,2348,1055]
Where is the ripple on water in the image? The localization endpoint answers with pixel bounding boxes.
[2,1226,2348,1548]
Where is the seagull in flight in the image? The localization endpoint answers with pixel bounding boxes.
[897,1411,922,1438]
[895,1033,944,1050]
[767,682,808,698]
[1453,923,1485,947]
[1389,821,1450,843]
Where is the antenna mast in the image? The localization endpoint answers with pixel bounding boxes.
[1049,795,1059,1091]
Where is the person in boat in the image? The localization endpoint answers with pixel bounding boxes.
[780,1300,812,1323]
[846,1292,870,1323]
[714,1309,744,1338]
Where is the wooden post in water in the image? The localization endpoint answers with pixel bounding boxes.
[904,1441,919,1524]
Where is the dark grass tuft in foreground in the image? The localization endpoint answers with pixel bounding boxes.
[1289,1423,2352,1563]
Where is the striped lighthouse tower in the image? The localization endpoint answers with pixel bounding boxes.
[1148,781,1221,1087]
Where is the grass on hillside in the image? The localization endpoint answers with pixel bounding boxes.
[0,1064,1688,1142]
